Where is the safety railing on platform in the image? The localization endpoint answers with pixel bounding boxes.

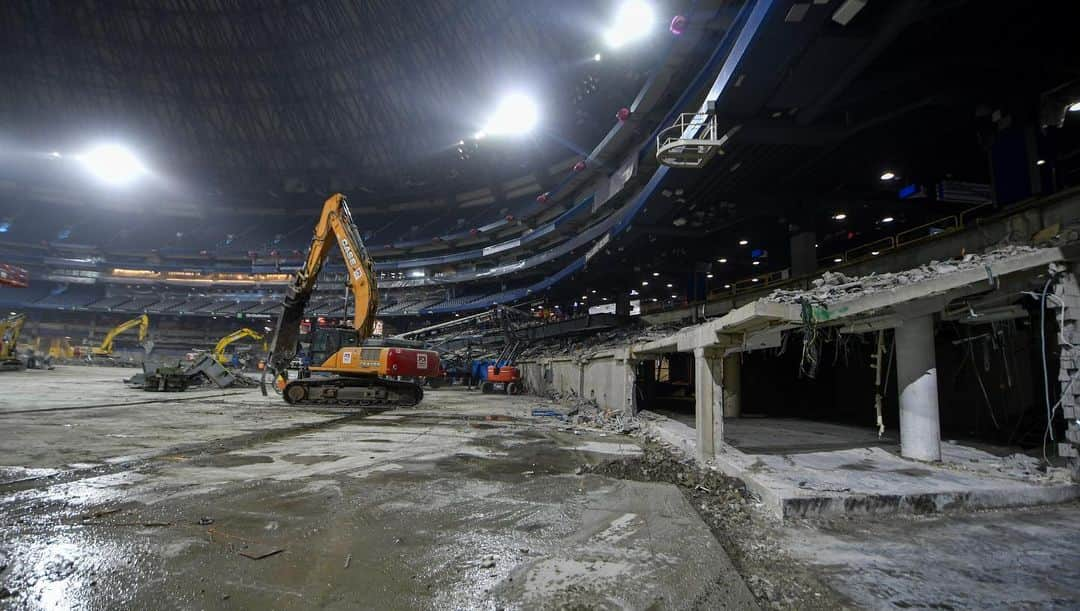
[652,200,998,316]
[845,237,896,260]
[896,215,959,247]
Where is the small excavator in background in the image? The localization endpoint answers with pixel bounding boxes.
[0,312,27,371]
[213,327,266,369]
[263,194,440,407]
[90,314,150,362]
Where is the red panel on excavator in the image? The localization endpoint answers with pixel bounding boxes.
[385,348,440,377]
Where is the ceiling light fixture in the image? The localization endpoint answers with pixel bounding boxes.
[78,144,146,186]
[718,257,728,263]
[642,281,649,286]
[881,216,894,223]
[706,273,714,279]
[666,283,673,288]
[871,251,880,256]
[832,213,847,221]
[652,272,660,277]
[605,0,655,48]
[482,93,539,136]
[594,53,602,62]
[738,239,749,246]
[752,261,760,266]
[1069,102,1080,112]
[723,284,731,289]
[880,171,896,181]
[833,257,843,263]
[1036,159,1046,166]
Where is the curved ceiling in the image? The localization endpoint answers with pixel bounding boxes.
[0,0,662,206]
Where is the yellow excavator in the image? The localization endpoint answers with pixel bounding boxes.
[91,314,149,357]
[214,327,267,367]
[0,312,27,371]
[264,193,440,407]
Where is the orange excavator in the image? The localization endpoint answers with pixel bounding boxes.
[263,194,440,407]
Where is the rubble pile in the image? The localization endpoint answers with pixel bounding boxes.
[767,245,1040,305]
[571,404,642,434]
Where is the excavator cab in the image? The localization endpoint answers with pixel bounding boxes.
[308,327,359,367]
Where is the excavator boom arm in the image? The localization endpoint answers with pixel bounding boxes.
[268,194,378,372]
[214,328,266,363]
[98,314,149,354]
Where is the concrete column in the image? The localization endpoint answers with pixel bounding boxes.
[694,348,723,459]
[616,292,631,317]
[896,315,941,461]
[624,359,638,415]
[722,353,741,418]
[790,230,817,277]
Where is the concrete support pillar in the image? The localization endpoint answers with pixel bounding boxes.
[623,358,638,415]
[896,315,942,461]
[790,230,817,277]
[694,347,723,460]
[722,353,741,418]
[616,292,631,317]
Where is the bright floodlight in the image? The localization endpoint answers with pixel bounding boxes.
[1069,101,1080,112]
[483,93,539,136]
[605,1,655,48]
[80,144,145,185]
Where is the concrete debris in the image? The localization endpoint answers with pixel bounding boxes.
[940,442,1072,483]
[237,545,285,560]
[767,245,1040,305]
[571,406,642,435]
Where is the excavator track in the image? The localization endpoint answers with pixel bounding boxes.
[282,375,423,408]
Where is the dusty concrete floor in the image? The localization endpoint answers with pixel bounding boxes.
[2,367,1079,609]
[780,503,1080,608]
[0,367,755,609]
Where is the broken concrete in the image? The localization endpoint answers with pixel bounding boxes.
[767,245,1042,305]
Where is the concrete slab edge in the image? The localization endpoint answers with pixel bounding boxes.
[637,412,1080,521]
